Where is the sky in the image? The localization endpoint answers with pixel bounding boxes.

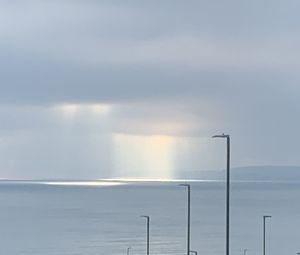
[0,0,300,179]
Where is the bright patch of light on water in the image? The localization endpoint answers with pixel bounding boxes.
[41,181,125,187]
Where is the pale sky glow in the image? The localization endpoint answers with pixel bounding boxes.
[57,104,79,119]
[91,104,112,115]
[0,1,300,179]
[56,103,112,118]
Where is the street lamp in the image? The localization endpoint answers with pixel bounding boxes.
[212,133,230,255]
[179,184,191,255]
[127,247,131,255]
[263,215,272,255]
[141,215,150,255]
[190,250,197,255]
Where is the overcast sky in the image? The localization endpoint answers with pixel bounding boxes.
[0,0,300,179]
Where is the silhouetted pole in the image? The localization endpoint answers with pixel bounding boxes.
[141,215,150,255]
[127,247,131,255]
[180,184,191,255]
[263,215,271,255]
[212,133,230,255]
[190,250,197,255]
[243,249,248,255]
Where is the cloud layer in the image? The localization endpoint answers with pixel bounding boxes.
[0,1,300,178]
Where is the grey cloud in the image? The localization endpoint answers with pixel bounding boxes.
[0,1,299,178]
[0,0,300,106]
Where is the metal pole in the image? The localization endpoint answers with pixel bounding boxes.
[212,133,230,255]
[263,215,271,255]
[226,135,230,255]
[141,215,150,255]
[243,249,248,255]
[147,217,149,255]
[263,217,265,255]
[127,247,131,255]
[187,185,191,255]
[180,184,191,255]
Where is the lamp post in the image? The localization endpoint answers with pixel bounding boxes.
[141,215,150,255]
[212,133,230,255]
[127,247,131,255]
[190,250,197,255]
[179,184,191,255]
[263,215,272,255]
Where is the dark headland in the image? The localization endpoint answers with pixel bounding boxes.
[178,165,300,182]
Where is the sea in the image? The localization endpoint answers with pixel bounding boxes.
[0,180,299,255]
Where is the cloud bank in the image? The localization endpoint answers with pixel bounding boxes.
[0,1,299,178]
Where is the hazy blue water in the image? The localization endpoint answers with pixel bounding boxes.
[0,181,299,255]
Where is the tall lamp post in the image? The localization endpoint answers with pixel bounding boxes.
[141,215,150,255]
[212,133,230,255]
[179,184,191,255]
[263,215,271,255]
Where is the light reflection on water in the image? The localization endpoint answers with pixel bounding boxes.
[0,181,299,255]
[43,181,125,187]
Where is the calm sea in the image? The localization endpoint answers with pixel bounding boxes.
[0,180,299,255]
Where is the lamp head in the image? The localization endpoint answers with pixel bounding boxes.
[179,183,190,187]
[263,215,272,219]
[212,133,229,138]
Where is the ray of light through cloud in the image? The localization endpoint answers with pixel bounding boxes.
[112,134,176,179]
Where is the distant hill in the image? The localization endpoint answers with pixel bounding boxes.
[177,166,300,181]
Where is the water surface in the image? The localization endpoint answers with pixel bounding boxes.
[0,180,299,255]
